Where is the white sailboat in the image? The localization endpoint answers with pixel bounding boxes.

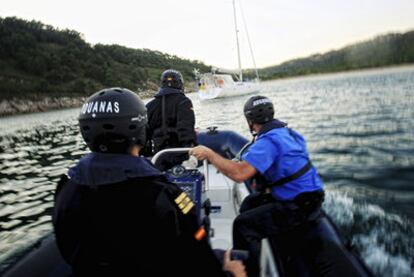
[196,0,261,100]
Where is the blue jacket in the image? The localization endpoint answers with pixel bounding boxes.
[242,120,323,200]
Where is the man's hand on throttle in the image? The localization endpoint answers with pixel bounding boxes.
[189,146,213,161]
[223,250,247,277]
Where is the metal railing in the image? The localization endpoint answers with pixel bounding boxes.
[150,148,209,192]
[260,238,279,277]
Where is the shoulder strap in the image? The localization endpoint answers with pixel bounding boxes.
[160,96,178,137]
[268,161,312,187]
[161,95,167,136]
[268,127,311,187]
[54,174,69,200]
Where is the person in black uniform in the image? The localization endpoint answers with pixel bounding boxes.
[145,69,197,170]
[52,88,245,277]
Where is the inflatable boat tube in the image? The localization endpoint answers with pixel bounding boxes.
[197,127,249,159]
[268,211,374,277]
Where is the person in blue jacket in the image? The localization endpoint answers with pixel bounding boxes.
[190,95,325,277]
[53,88,246,277]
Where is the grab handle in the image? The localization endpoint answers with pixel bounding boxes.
[151,148,209,192]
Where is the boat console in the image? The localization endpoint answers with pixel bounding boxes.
[152,148,214,227]
[166,165,205,219]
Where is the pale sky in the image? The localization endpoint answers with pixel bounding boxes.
[2,0,414,69]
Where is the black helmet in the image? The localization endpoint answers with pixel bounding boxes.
[244,95,274,124]
[79,88,148,153]
[161,69,184,90]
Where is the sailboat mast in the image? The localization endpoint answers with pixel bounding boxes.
[239,0,260,81]
[232,0,243,81]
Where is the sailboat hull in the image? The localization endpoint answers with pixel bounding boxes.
[197,81,261,100]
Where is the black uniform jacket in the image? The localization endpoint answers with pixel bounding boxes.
[53,152,225,276]
[146,87,197,153]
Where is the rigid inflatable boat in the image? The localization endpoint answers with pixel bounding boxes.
[3,128,373,277]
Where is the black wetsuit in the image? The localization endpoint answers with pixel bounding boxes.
[53,152,225,276]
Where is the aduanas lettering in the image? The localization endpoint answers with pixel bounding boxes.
[253,98,272,106]
[81,101,120,114]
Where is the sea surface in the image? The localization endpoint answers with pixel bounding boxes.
[1,65,414,276]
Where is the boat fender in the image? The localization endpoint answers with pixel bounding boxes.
[197,128,249,159]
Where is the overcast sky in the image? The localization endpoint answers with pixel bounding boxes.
[2,0,414,69]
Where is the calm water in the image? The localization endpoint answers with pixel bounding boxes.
[1,66,414,276]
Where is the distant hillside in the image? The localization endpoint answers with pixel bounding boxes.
[0,17,210,100]
[257,30,414,80]
[1,16,414,103]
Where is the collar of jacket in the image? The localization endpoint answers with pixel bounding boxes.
[257,119,287,136]
[69,152,163,186]
[155,87,184,97]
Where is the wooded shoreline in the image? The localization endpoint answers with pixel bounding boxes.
[0,90,157,117]
[1,17,413,117]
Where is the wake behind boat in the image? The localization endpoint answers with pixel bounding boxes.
[3,128,373,277]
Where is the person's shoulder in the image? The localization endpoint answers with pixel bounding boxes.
[54,174,71,201]
[180,92,191,99]
[149,177,195,214]
[175,93,193,106]
[261,127,288,138]
[137,175,180,195]
[131,174,167,187]
[158,179,184,198]
[146,97,158,107]
[117,176,174,203]
[165,185,195,216]
[147,176,187,199]
[183,93,192,101]
[254,130,281,149]
[257,129,277,140]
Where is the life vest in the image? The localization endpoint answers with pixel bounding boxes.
[151,95,180,152]
[249,120,313,192]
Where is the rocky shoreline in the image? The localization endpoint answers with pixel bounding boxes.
[0,97,85,117]
[0,83,200,117]
[0,90,160,117]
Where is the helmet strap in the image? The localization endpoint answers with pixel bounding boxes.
[247,120,257,136]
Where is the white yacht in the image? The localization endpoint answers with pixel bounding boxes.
[196,0,261,100]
